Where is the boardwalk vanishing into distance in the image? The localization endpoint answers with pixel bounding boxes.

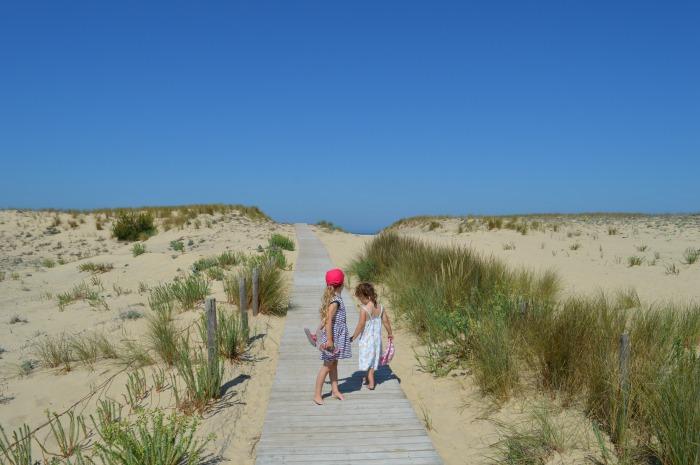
[254,224,443,465]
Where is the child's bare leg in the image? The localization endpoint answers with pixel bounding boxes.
[330,361,344,400]
[314,362,331,404]
[367,368,376,389]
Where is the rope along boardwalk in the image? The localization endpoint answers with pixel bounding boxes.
[255,224,443,465]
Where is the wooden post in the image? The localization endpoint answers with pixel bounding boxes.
[618,332,630,439]
[252,267,260,316]
[519,299,529,317]
[619,333,630,394]
[239,277,247,322]
[205,298,217,368]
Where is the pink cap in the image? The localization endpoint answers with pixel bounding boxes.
[325,268,345,287]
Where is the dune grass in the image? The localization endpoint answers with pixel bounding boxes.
[148,274,210,313]
[78,261,114,274]
[198,308,250,360]
[269,234,295,251]
[147,304,179,366]
[349,232,700,461]
[172,336,223,414]
[131,242,147,257]
[0,423,33,465]
[224,261,287,315]
[682,247,699,265]
[316,220,345,232]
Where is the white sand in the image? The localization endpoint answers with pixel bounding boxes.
[315,215,699,465]
[0,209,295,462]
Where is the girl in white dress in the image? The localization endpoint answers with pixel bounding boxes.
[349,282,394,390]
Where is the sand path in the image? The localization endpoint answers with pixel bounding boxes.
[254,224,442,464]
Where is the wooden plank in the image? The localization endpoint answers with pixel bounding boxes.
[254,224,442,464]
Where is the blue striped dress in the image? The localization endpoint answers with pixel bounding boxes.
[319,295,351,361]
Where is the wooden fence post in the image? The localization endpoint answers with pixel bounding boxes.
[252,267,260,316]
[239,277,247,323]
[618,332,630,438]
[206,297,217,368]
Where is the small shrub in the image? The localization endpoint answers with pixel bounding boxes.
[170,240,185,252]
[682,247,699,265]
[428,221,441,231]
[627,256,644,267]
[119,309,142,320]
[112,211,156,241]
[635,244,648,252]
[502,242,516,251]
[94,410,208,465]
[17,360,37,377]
[569,242,581,251]
[9,315,27,324]
[41,258,56,268]
[608,227,618,235]
[665,263,680,275]
[78,262,114,274]
[131,243,146,257]
[487,217,503,230]
[269,234,295,251]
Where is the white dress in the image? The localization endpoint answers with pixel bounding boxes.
[358,304,383,371]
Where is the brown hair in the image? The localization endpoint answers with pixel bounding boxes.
[354,282,377,305]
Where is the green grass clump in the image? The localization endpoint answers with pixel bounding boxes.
[147,305,179,365]
[41,258,56,268]
[112,211,156,241]
[148,275,210,313]
[191,251,244,274]
[131,242,147,257]
[34,333,74,371]
[57,281,105,311]
[316,220,345,232]
[199,309,250,360]
[172,336,223,414]
[682,247,699,265]
[94,410,208,465]
[225,262,287,316]
[78,261,114,274]
[268,234,295,251]
[627,256,644,267]
[608,227,618,235]
[170,240,185,252]
[0,423,33,465]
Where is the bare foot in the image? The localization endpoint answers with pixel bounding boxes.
[313,397,324,405]
[332,391,345,401]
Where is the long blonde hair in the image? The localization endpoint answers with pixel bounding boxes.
[319,285,340,322]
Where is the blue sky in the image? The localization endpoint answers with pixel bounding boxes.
[1,1,698,233]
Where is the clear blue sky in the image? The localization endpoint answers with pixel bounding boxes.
[1,1,698,233]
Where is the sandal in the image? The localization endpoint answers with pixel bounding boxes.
[304,328,317,347]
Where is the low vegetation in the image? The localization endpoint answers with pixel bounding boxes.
[131,242,147,257]
[350,232,700,464]
[316,220,345,232]
[682,246,699,265]
[268,233,295,251]
[225,261,287,315]
[78,261,114,274]
[199,309,250,360]
[112,211,156,241]
[172,336,224,414]
[148,274,210,313]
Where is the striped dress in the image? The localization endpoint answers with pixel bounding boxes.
[319,295,351,361]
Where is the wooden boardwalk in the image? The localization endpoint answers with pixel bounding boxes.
[255,224,443,465]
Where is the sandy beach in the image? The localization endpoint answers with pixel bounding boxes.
[0,207,295,463]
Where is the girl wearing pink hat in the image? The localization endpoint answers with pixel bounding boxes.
[312,268,351,404]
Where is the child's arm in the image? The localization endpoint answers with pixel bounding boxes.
[382,306,394,339]
[324,302,339,349]
[350,308,367,342]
